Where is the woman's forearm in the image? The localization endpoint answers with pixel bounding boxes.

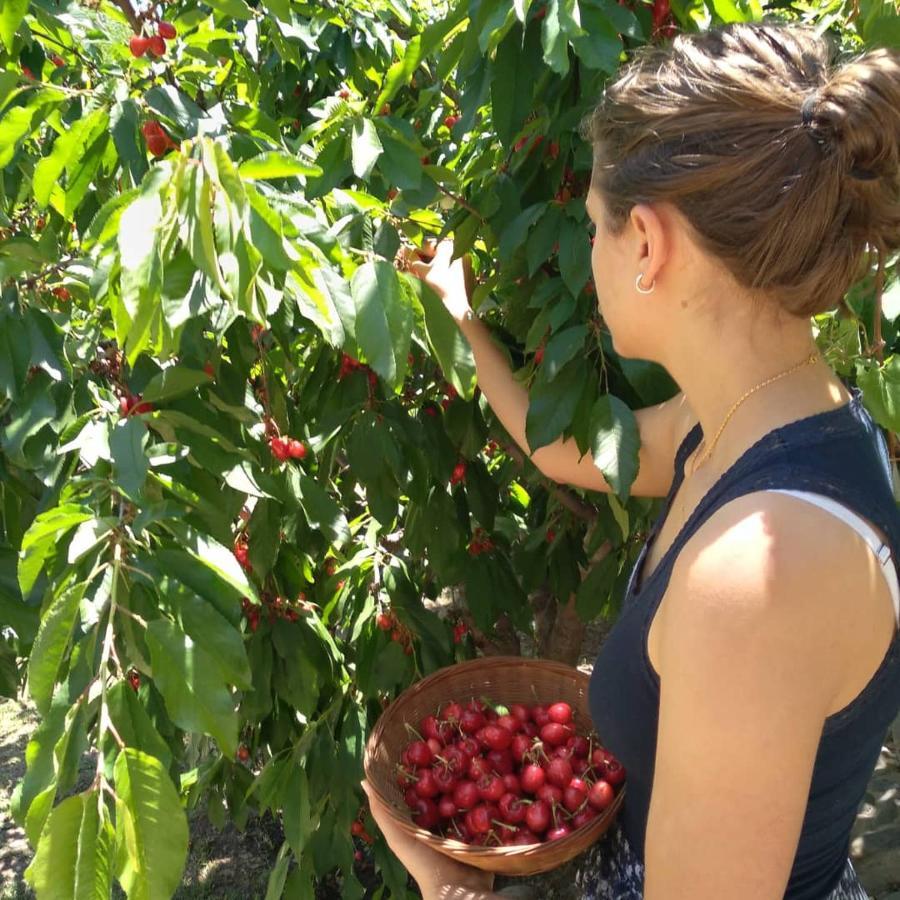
[459,313,548,469]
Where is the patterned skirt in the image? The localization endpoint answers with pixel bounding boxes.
[573,822,871,900]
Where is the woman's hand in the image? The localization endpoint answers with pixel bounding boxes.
[360,779,496,899]
[399,238,474,324]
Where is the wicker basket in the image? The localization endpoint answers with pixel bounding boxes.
[363,656,626,876]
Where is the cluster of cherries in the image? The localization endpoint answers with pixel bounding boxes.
[338,353,378,389]
[240,592,314,632]
[450,461,467,487]
[268,435,307,462]
[118,390,154,417]
[129,21,177,59]
[142,120,177,159]
[376,609,415,656]
[394,697,625,846]
[467,527,495,557]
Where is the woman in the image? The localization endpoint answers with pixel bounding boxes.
[363,21,900,900]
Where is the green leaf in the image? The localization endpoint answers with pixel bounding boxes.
[117,187,164,365]
[525,360,586,453]
[18,504,92,599]
[114,749,188,900]
[24,791,115,899]
[27,579,87,715]
[409,277,477,400]
[156,578,252,689]
[575,550,620,620]
[146,618,238,756]
[0,0,28,54]
[858,357,900,432]
[542,325,587,379]
[290,471,350,549]
[0,88,67,169]
[282,764,312,857]
[491,24,539,149]
[144,85,206,134]
[33,108,109,209]
[105,682,172,772]
[350,118,383,180]
[377,133,423,191]
[589,394,640,502]
[350,260,411,388]
[141,367,210,404]
[559,216,592,296]
[238,151,322,180]
[110,417,149,500]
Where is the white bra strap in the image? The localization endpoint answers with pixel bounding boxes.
[766,489,900,629]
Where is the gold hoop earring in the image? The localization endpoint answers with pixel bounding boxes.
[635,272,655,294]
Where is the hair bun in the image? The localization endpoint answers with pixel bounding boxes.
[817,48,900,186]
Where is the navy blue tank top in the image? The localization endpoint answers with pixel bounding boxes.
[589,384,900,899]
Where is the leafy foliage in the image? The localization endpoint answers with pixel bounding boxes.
[1,0,897,895]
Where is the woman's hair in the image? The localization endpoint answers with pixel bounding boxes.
[580,21,900,317]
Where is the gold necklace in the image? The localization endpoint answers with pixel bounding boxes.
[686,351,821,479]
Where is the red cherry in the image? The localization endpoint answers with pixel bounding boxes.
[412,797,440,829]
[440,701,463,723]
[146,133,170,158]
[482,724,513,752]
[438,795,457,819]
[414,768,440,799]
[287,438,307,459]
[563,780,588,813]
[476,774,505,803]
[440,746,467,776]
[459,709,485,735]
[51,54,65,67]
[485,748,514,776]
[510,704,531,725]
[524,799,551,834]
[452,780,479,811]
[350,820,365,836]
[511,733,532,764]
[158,21,177,39]
[406,741,433,767]
[498,792,526,824]
[536,783,563,806]
[502,773,520,794]
[455,737,479,761]
[548,702,572,725]
[603,758,627,787]
[545,758,573,789]
[203,362,215,378]
[426,737,442,757]
[450,461,467,485]
[443,114,460,128]
[146,34,166,57]
[540,722,569,747]
[570,736,590,758]
[546,824,571,841]
[237,745,250,762]
[127,670,140,691]
[467,756,490,782]
[573,806,600,828]
[129,35,151,57]
[587,780,615,811]
[376,613,392,631]
[403,785,419,807]
[465,805,492,835]
[532,706,551,729]
[520,764,545,794]
[339,88,351,99]
[432,766,458,794]
[534,347,544,365]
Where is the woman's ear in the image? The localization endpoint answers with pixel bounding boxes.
[629,202,670,285]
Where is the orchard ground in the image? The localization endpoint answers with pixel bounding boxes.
[2,612,899,899]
